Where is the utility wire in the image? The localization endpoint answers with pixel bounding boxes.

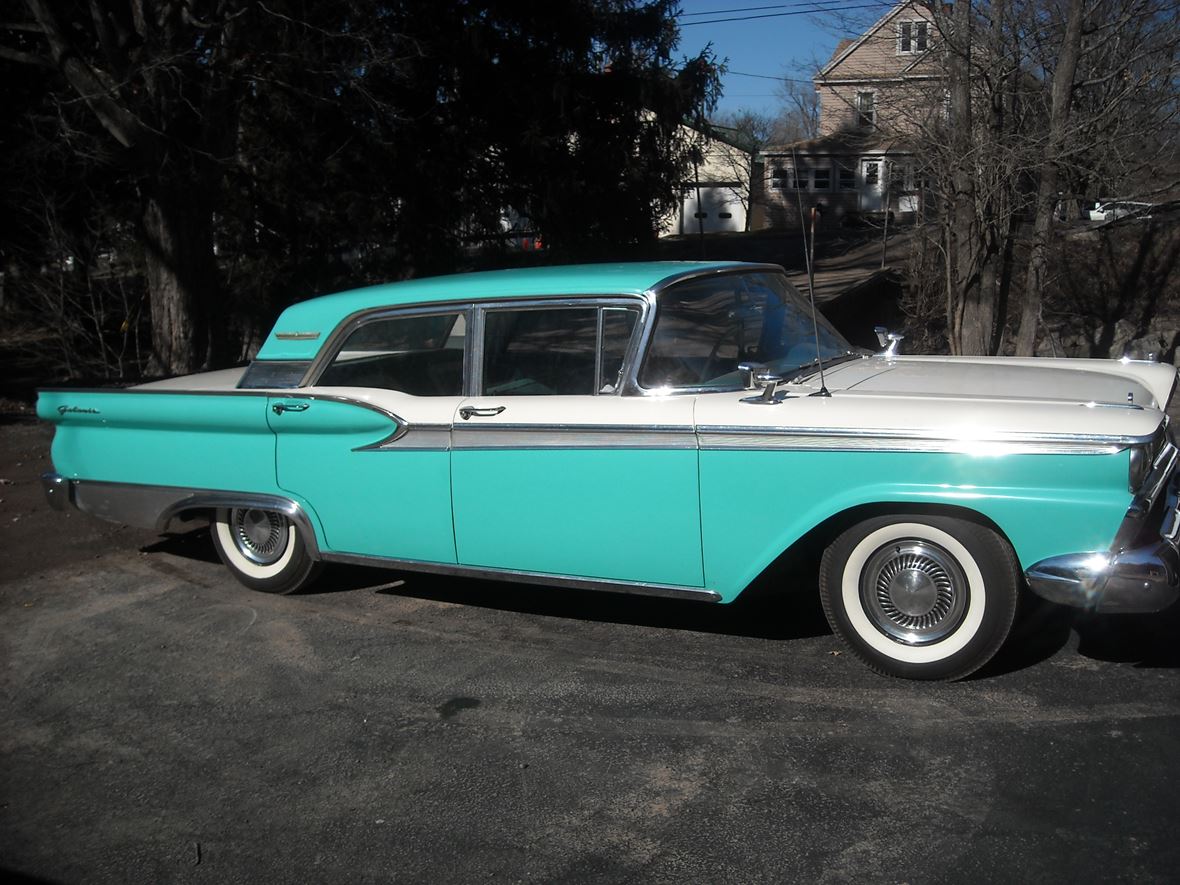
[680,2,892,26]
[680,1,884,15]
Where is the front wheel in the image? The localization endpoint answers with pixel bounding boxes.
[819,514,1019,680]
[210,507,321,594]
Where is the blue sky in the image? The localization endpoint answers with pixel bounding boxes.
[673,0,897,117]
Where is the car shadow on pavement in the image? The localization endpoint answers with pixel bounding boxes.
[141,526,832,641]
[343,562,831,643]
[141,527,221,564]
[1072,606,1180,669]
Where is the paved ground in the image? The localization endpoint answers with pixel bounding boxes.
[3,420,1180,884]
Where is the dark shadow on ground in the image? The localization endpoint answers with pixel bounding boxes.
[973,593,1075,679]
[1073,604,1180,669]
[141,527,221,565]
[147,526,832,643]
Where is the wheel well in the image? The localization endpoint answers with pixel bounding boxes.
[159,497,322,560]
[737,502,1016,603]
[799,502,1013,555]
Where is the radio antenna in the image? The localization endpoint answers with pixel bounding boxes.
[792,147,830,397]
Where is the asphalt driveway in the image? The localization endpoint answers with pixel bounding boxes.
[2,420,1179,883]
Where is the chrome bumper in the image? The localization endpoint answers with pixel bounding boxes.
[1026,441,1180,613]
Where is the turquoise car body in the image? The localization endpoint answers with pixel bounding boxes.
[37,261,1179,613]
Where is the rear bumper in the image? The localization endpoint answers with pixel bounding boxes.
[1026,442,1180,613]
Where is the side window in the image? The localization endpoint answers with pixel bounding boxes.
[600,308,638,394]
[481,305,640,396]
[483,308,598,395]
[317,311,466,395]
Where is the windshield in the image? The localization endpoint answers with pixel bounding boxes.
[639,271,858,390]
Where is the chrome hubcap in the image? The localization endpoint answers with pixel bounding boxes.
[860,541,968,645]
[230,508,288,565]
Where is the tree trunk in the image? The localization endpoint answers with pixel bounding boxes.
[946,0,990,355]
[142,181,218,376]
[1014,0,1086,356]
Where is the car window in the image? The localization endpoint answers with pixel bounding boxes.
[317,312,466,395]
[483,308,598,395]
[600,308,638,394]
[640,272,852,390]
[481,305,640,396]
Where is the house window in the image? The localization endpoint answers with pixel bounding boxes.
[813,167,831,190]
[898,20,929,54]
[771,167,790,189]
[856,92,876,127]
[838,165,857,190]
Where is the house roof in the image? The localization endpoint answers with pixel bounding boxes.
[761,128,910,157]
[818,0,929,78]
[257,262,754,360]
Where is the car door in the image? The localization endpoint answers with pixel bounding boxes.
[450,301,705,587]
[269,307,468,563]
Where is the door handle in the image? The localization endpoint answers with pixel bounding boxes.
[459,405,506,420]
[272,402,310,415]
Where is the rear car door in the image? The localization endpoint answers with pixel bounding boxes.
[269,307,468,563]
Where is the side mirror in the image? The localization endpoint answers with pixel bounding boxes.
[737,361,766,390]
[873,326,904,358]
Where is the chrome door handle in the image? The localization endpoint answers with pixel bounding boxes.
[272,402,310,415]
[459,406,506,420]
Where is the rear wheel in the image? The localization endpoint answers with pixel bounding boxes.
[819,514,1019,680]
[210,507,321,594]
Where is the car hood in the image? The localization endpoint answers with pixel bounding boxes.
[819,355,1176,410]
[694,355,1175,445]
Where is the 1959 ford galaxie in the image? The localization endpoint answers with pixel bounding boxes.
[38,262,1180,680]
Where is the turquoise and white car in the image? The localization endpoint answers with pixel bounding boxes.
[38,262,1180,679]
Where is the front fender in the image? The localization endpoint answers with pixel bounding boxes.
[700,448,1131,601]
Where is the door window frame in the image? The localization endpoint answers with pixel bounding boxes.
[471,298,646,396]
[306,302,476,395]
[306,296,648,398]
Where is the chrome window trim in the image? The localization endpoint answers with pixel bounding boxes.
[472,296,647,397]
[304,303,475,392]
[319,551,722,602]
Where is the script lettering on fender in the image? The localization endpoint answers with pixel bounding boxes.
[57,406,101,415]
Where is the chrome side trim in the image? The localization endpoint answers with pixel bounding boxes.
[274,331,321,341]
[44,477,322,559]
[451,423,697,450]
[319,551,722,602]
[698,424,1153,454]
[355,425,452,452]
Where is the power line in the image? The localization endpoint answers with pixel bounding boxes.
[727,69,814,83]
[680,1,880,16]
[679,2,892,26]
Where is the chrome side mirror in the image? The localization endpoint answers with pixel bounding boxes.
[737,362,766,390]
[741,370,784,404]
[874,326,904,358]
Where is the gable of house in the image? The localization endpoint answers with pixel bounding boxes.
[816,1,942,138]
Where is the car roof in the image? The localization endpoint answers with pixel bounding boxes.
[256,261,768,361]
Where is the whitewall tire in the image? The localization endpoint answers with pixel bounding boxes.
[819,514,1019,680]
[210,507,321,594]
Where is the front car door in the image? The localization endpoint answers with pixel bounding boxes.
[450,299,705,587]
